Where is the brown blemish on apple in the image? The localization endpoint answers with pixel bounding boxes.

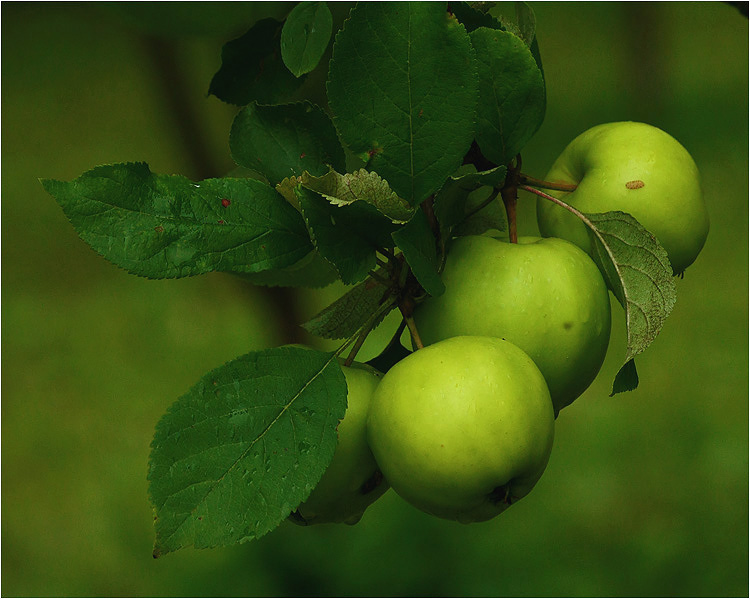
[625,180,645,190]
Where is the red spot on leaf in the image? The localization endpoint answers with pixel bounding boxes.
[221,198,231,207]
[154,225,164,233]
[217,219,225,225]
[418,109,424,117]
[299,152,306,159]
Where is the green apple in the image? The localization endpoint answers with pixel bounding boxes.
[291,361,389,525]
[413,235,611,415]
[366,336,554,523]
[536,121,709,275]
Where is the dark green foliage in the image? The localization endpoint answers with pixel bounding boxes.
[209,18,304,105]
[148,346,347,555]
[42,163,313,279]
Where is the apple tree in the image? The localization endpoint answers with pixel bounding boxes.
[41,1,706,557]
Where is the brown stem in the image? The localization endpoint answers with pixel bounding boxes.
[404,315,424,350]
[501,185,518,243]
[344,327,371,367]
[367,270,391,286]
[520,184,589,223]
[498,154,523,243]
[397,294,424,350]
[378,247,400,271]
[519,174,578,193]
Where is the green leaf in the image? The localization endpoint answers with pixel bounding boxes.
[433,164,507,234]
[452,187,507,237]
[235,250,338,288]
[514,1,537,47]
[611,358,639,396]
[300,169,415,223]
[297,187,394,284]
[275,176,303,208]
[209,18,303,106]
[327,2,478,205]
[452,164,508,189]
[302,276,394,340]
[392,211,445,297]
[230,102,346,186]
[582,210,677,394]
[470,27,546,166]
[281,2,333,77]
[148,346,347,555]
[41,163,312,279]
[453,2,544,76]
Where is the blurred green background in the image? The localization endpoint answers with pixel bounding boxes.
[2,2,747,596]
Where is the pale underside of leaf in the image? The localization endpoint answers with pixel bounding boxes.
[300,169,414,223]
[302,275,393,340]
[583,210,676,393]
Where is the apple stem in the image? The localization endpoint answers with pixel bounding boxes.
[404,315,424,350]
[367,270,391,287]
[398,294,424,350]
[519,174,578,192]
[378,247,400,271]
[500,154,523,243]
[519,184,586,220]
[502,189,518,243]
[519,184,603,245]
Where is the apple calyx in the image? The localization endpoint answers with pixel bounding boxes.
[488,484,515,507]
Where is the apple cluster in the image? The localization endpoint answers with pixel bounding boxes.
[291,121,708,526]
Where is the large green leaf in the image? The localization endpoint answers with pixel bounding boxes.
[583,211,677,395]
[234,250,338,288]
[42,163,313,279]
[281,2,333,77]
[209,18,303,106]
[392,211,445,297]
[470,27,545,166]
[230,102,346,186]
[297,187,394,285]
[148,346,347,555]
[327,2,478,205]
[453,2,545,81]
